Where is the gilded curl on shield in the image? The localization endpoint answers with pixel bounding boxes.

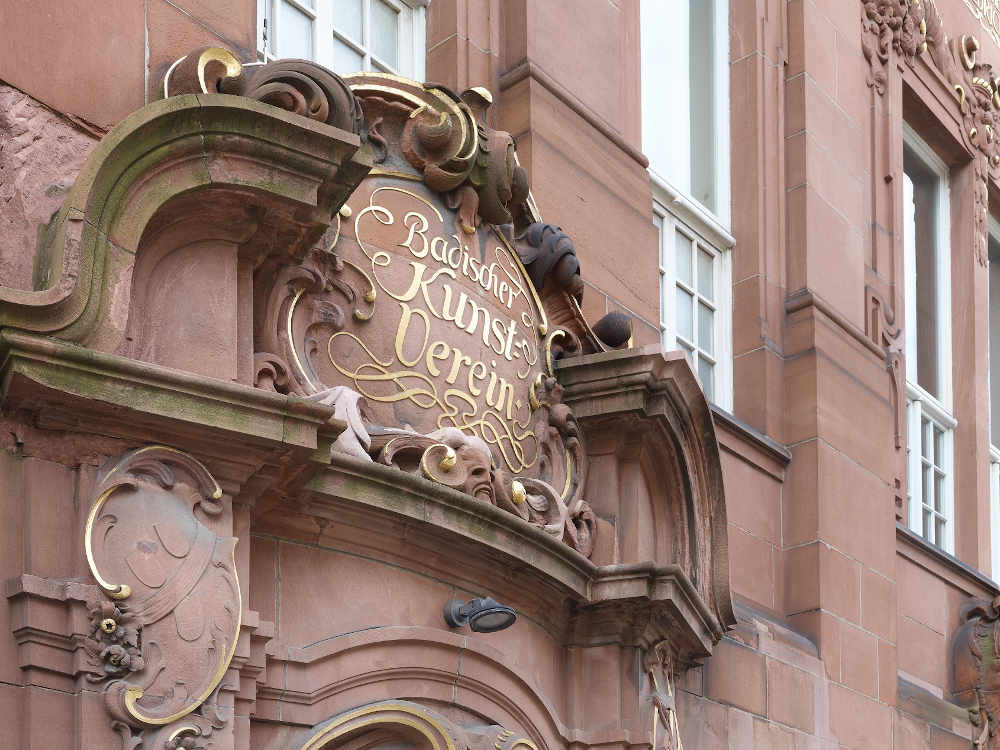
[326,330,538,472]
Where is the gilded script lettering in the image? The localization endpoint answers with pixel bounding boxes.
[325,183,547,472]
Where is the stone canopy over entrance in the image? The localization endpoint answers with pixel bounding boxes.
[2,47,734,750]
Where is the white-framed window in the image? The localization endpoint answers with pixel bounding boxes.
[257,0,427,80]
[903,122,955,553]
[654,194,733,409]
[640,0,730,225]
[642,0,732,408]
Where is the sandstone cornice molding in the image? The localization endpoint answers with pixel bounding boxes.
[308,452,596,596]
[0,329,339,452]
[0,92,370,346]
[555,345,736,636]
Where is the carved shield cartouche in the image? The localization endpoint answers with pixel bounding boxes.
[84,447,240,729]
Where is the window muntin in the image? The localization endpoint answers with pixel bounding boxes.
[259,0,426,80]
[902,123,954,552]
[640,0,730,225]
[655,198,732,409]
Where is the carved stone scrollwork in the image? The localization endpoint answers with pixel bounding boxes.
[953,596,1000,748]
[375,427,495,503]
[84,446,240,744]
[922,5,1000,266]
[862,0,929,93]
[389,81,530,233]
[512,224,632,353]
[162,46,363,134]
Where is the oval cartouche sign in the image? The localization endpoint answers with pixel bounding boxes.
[296,176,548,474]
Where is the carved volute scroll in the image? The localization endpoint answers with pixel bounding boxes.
[83,446,241,743]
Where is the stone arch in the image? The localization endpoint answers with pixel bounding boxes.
[258,627,566,750]
[294,701,461,750]
[292,700,544,750]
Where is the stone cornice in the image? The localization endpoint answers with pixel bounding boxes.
[0,329,339,453]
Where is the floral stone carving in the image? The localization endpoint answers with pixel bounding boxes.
[84,446,240,744]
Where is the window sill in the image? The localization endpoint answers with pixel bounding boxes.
[896,522,999,596]
[649,169,734,251]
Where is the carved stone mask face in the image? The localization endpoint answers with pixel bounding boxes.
[457,444,494,502]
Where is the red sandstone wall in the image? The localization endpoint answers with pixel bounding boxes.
[3,0,1000,748]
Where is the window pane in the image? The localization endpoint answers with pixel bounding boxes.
[333,0,363,42]
[904,145,942,398]
[933,426,943,467]
[371,0,399,69]
[334,37,364,72]
[698,358,714,402]
[675,231,693,287]
[689,0,715,212]
[921,417,930,459]
[935,516,946,546]
[278,3,313,58]
[934,470,944,512]
[698,302,713,355]
[697,248,714,299]
[922,508,931,540]
[676,287,693,341]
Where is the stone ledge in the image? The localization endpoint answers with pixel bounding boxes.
[0,330,339,453]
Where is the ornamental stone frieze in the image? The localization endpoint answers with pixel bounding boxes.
[1,45,734,750]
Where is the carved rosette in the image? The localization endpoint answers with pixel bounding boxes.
[84,446,241,744]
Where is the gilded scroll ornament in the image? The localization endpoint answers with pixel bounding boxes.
[162,46,363,134]
[84,446,241,737]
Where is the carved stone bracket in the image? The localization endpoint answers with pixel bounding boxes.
[84,446,241,743]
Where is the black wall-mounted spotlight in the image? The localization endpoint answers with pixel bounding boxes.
[443,597,517,633]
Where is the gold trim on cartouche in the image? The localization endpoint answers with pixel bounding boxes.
[84,446,222,601]
[297,702,457,750]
